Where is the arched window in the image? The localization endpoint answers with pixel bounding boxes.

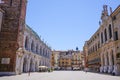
[36,44,38,54]
[25,36,29,50]
[111,50,114,65]
[109,24,112,39]
[104,29,107,42]
[114,31,118,41]
[40,47,42,55]
[31,41,34,52]
[101,32,103,43]
[103,54,105,66]
[106,53,109,65]
[10,0,13,6]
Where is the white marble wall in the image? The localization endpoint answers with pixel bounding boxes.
[15,25,51,74]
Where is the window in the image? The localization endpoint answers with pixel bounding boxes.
[98,42,100,48]
[112,16,116,21]
[116,53,120,58]
[10,0,12,6]
[31,41,34,52]
[20,0,22,7]
[109,24,112,39]
[104,29,107,42]
[36,45,38,54]
[25,37,28,50]
[114,31,118,41]
[101,32,103,43]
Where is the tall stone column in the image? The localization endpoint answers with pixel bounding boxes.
[104,53,108,72]
[100,53,104,72]
[108,52,113,73]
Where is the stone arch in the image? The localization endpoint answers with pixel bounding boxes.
[102,53,105,66]
[25,36,29,50]
[45,49,47,57]
[108,24,112,39]
[106,52,109,66]
[111,50,114,65]
[23,56,28,72]
[39,46,42,55]
[39,60,41,66]
[104,28,107,42]
[31,40,34,52]
[36,44,39,54]
[35,61,38,71]
[43,48,45,56]
[46,50,48,57]
[29,58,34,72]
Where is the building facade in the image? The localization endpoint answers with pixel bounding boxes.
[51,51,60,69]
[83,5,120,75]
[72,51,84,70]
[59,51,72,70]
[0,0,51,75]
[51,50,84,70]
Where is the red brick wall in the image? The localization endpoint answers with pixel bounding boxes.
[0,0,27,72]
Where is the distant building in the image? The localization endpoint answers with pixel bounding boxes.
[51,50,84,70]
[59,50,72,70]
[72,51,84,70]
[0,0,51,75]
[83,5,120,75]
[51,51,60,69]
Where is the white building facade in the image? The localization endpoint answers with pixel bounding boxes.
[15,25,52,74]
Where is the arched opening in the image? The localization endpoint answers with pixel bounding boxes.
[109,24,112,39]
[102,54,105,66]
[29,59,34,72]
[40,47,42,55]
[111,50,114,65]
[23,57,28,72]
[36,44,38,54]
[31,41,34,52]
[35,62,38,71]
[101,32,104,44]
[39,60,41,66]
[43,48,45,56]
[104,29,107,42]
[106,52,109,66]
[25,36,29,50]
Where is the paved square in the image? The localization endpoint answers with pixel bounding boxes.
[0,71,120,80]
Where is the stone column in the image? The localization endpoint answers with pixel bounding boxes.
[108,52,113,73]
[104,53,108,72]
[100,53,104,72]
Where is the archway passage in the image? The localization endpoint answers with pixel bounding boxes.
[35,62,38,71]
[23,57,28,72]
[111,50,114,65]
[29,58,34,72]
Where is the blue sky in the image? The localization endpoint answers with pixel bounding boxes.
[26,0,120,51]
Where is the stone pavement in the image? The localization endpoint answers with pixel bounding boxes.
[0,71,120,80]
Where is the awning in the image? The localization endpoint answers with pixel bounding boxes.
[38,66,48,69]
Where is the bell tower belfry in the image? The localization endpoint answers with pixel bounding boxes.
[101,5,109,23]
[0,0,27,74]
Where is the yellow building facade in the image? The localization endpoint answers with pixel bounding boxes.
[51,50,84,70]
[83,5,120,75]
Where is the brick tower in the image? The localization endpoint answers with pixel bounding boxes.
[0,0,27,75]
